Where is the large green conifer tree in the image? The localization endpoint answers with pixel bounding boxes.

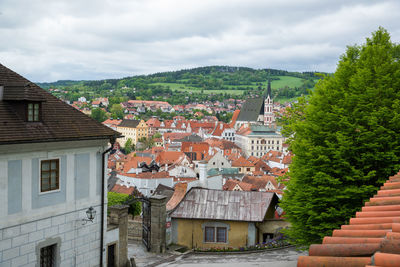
[280,28,400,246]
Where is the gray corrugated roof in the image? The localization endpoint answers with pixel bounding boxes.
[170,188,276,222]
[236,97,264,122]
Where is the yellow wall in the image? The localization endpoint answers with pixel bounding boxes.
[256,220,291,242]
[236,166,256,174]
[176,219,249,249]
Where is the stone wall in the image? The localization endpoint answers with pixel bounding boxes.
[128,219,143,241]
[0,206,102,266]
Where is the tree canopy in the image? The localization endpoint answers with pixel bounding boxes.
[90,107,108,122]
[280,27,400,246]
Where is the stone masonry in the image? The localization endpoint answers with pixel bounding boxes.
[0,206,102,267]
[108,205,130,267]
[150,195,167,253]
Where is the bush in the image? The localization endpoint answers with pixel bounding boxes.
[107,192,141,216]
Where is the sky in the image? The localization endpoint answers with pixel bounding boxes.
[1,0,399,82]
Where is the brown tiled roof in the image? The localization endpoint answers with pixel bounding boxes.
[166,183,188,211]
[242,175,279,191]
[122,156,153,173]
[118,119,140,128]
[229,109,240,128]
[155,151,188,165]
[223,179,253,191]
[121,171,173,179]
[0,64,119,144]
[232,156,254,167]
[110,184,135,195]
[298,171,400,267]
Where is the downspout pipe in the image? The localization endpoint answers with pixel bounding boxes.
[100,136,116,267]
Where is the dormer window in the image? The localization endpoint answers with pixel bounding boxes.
[28,102,40,121]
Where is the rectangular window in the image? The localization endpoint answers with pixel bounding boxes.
[40,244,56,267]
[41,159,59,192]
[247,168,250,171]
[216,227,227,243]
[205,227,215,242]
[28,103,40,122]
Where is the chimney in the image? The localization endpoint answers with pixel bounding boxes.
[220,123,223,130]
[165,164,168,171]
[198,160,208,188]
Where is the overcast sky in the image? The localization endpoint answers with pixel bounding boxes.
[1,0,399,82]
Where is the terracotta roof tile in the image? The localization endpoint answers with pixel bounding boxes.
[121,171,173,179]
[166,183,188,211]
[155,151,188,165]
[232,156,254,167]
[110,184,135,195]
[229,109,240,128]
[122,156,153,173]
[298,171,400,267]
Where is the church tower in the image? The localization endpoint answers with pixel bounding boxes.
[264,79,274,126]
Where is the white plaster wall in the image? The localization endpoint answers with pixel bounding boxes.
[0,206,102,267]
[0,140,109,266]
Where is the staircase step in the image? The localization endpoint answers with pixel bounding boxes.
[309,243,380,257]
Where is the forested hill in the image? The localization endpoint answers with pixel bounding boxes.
[37,66,325,104]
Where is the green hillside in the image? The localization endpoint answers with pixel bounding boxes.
[37,66,324,104]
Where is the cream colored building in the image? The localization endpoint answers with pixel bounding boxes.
[116,119,149,146]
[235,125,285,157]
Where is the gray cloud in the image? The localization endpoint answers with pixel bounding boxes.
[1,0,399,82]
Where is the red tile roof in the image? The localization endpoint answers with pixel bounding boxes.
[155,151,188,165]
[166,183,188,211]
[110,184,135,195]
[121,171,173,179]
[232,156,254,167]
[242,175,280,191]
[229,109,240,128]
[122,156,153,173]
[223,179,253,191]
[298,171,400,267]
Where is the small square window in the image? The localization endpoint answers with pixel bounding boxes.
[41,159,59,192]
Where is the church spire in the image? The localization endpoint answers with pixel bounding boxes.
[267,78,272,98]
[264,78,274,126]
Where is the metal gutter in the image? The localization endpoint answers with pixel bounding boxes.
[100,137,116,266]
